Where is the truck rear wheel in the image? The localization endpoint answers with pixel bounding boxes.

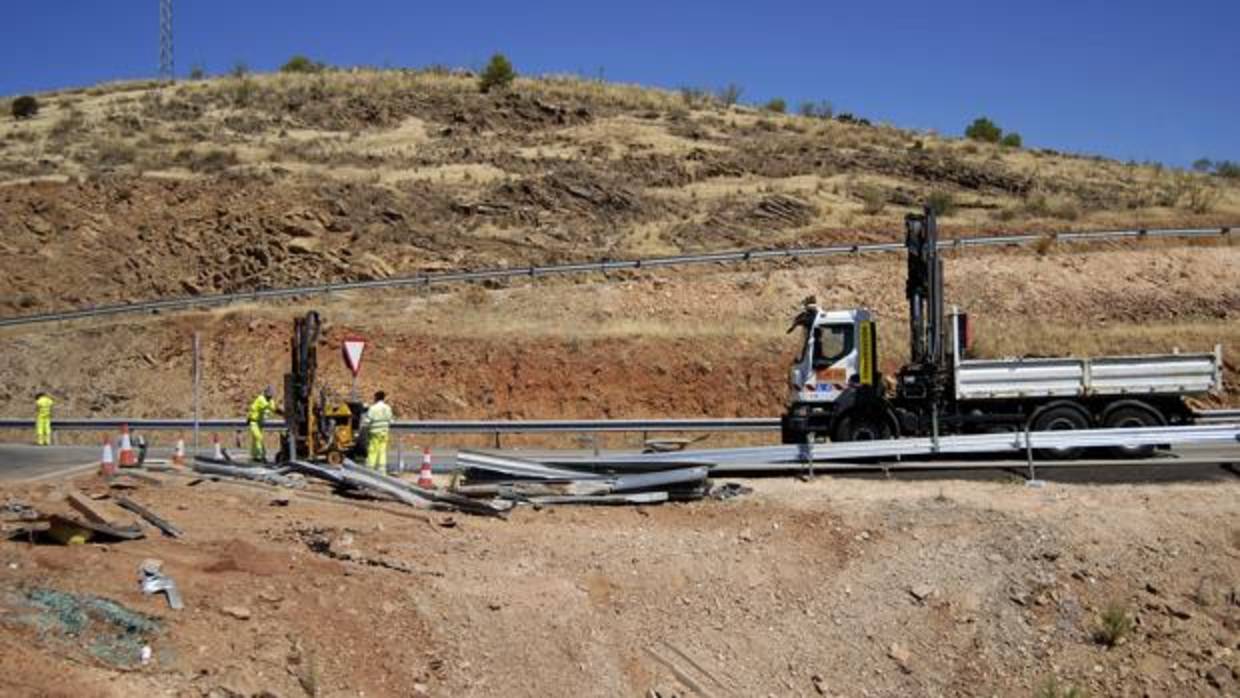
[1031,404,1090,460]
[1103,404,1162,458]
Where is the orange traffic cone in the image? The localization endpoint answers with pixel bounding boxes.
[99,437,116,476]
[212,433,223,460]
[172,438,186,467]
[417,447,434,489]
[117,424,137,467]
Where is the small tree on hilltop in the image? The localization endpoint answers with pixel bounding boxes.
[965,116,1002,143]
[11,95,39,120]
[716,83,743,106]
[479,53,516,93]
[1000,132,1022,148]
[764,97,786,114]
[281,55,326,73]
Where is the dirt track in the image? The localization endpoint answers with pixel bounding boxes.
[2,466,1239,697]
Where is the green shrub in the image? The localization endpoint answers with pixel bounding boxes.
[855,184,886,215]
[174,147,240,173]
[1192,158,1213,173]
[798,100,834,119]
[1094,602,1133,647]
[478,53,516,93]
[835,112,871,126]
[11,95,38,119]
[716,83,743,106]
[679,86,711,108]
[232,78,256,108]
[281,55,326,73]
[189,64,206,80]
[764,97,786,114]
[95,139,137,167]
[1215,160,1240,179]
[48,107,84,141]
[965,116,1002,143]
[1000,132,1023,148]
[927,191,956,217]
[1023,193,1079,220]
[230,61,249,79]
[1183,182,1221,213]
[1035,676,1088,698]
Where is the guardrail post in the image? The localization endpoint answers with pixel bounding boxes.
[493,431,501,449]
[806,434,815,479]
[1023,419,1044,487]
[798,433,813,475]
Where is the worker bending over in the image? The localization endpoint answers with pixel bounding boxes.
[247,386,282,462]
[34,392,54,446]
[362,391,393,474]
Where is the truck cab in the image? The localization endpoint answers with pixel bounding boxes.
[782,302,885,444]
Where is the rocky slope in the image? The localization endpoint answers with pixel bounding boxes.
[1,70,1238,316]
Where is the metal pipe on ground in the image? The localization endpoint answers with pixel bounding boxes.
[339,460,511,517]
[190,458,301,487]
[287,460,434,511]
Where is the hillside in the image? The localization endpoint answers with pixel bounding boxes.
[1,69,1238,316]
[0,243,1235,426]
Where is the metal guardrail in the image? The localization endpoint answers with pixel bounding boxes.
[0,412,1234,435]
[585,423,1240,466]
[0,417,780,434]
[1197,409,1240,422]
[0,225,1231,328]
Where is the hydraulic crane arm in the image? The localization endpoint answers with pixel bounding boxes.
[904,208,944,369]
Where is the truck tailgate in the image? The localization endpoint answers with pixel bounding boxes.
[955,351,1221,400]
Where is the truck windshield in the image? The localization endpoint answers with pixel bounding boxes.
[812,323,853,368]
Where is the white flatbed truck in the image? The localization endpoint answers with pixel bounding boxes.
[780,208,1224,458]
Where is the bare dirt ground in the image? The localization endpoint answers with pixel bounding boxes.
[2,466,1239,697]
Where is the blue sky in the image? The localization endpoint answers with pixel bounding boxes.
[4,1,1236,166]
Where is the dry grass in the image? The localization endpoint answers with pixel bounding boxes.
[969,318,1237,359]
[522,74,683,112]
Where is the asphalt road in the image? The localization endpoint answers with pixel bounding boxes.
[1,442,1237,485]
[0,445,106,482]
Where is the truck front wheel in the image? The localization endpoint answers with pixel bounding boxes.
[832,413,894,442]
[780,416,804,445]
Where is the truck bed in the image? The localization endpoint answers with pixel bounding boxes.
[954,349,1221,401]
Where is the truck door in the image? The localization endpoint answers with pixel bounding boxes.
[793,322,857,403]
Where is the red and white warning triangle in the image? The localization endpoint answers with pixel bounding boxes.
[342,336,366,376]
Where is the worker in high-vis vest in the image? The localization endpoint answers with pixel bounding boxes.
[34,392,54,446]
[361,391,394,474]
[246,386,281,462]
